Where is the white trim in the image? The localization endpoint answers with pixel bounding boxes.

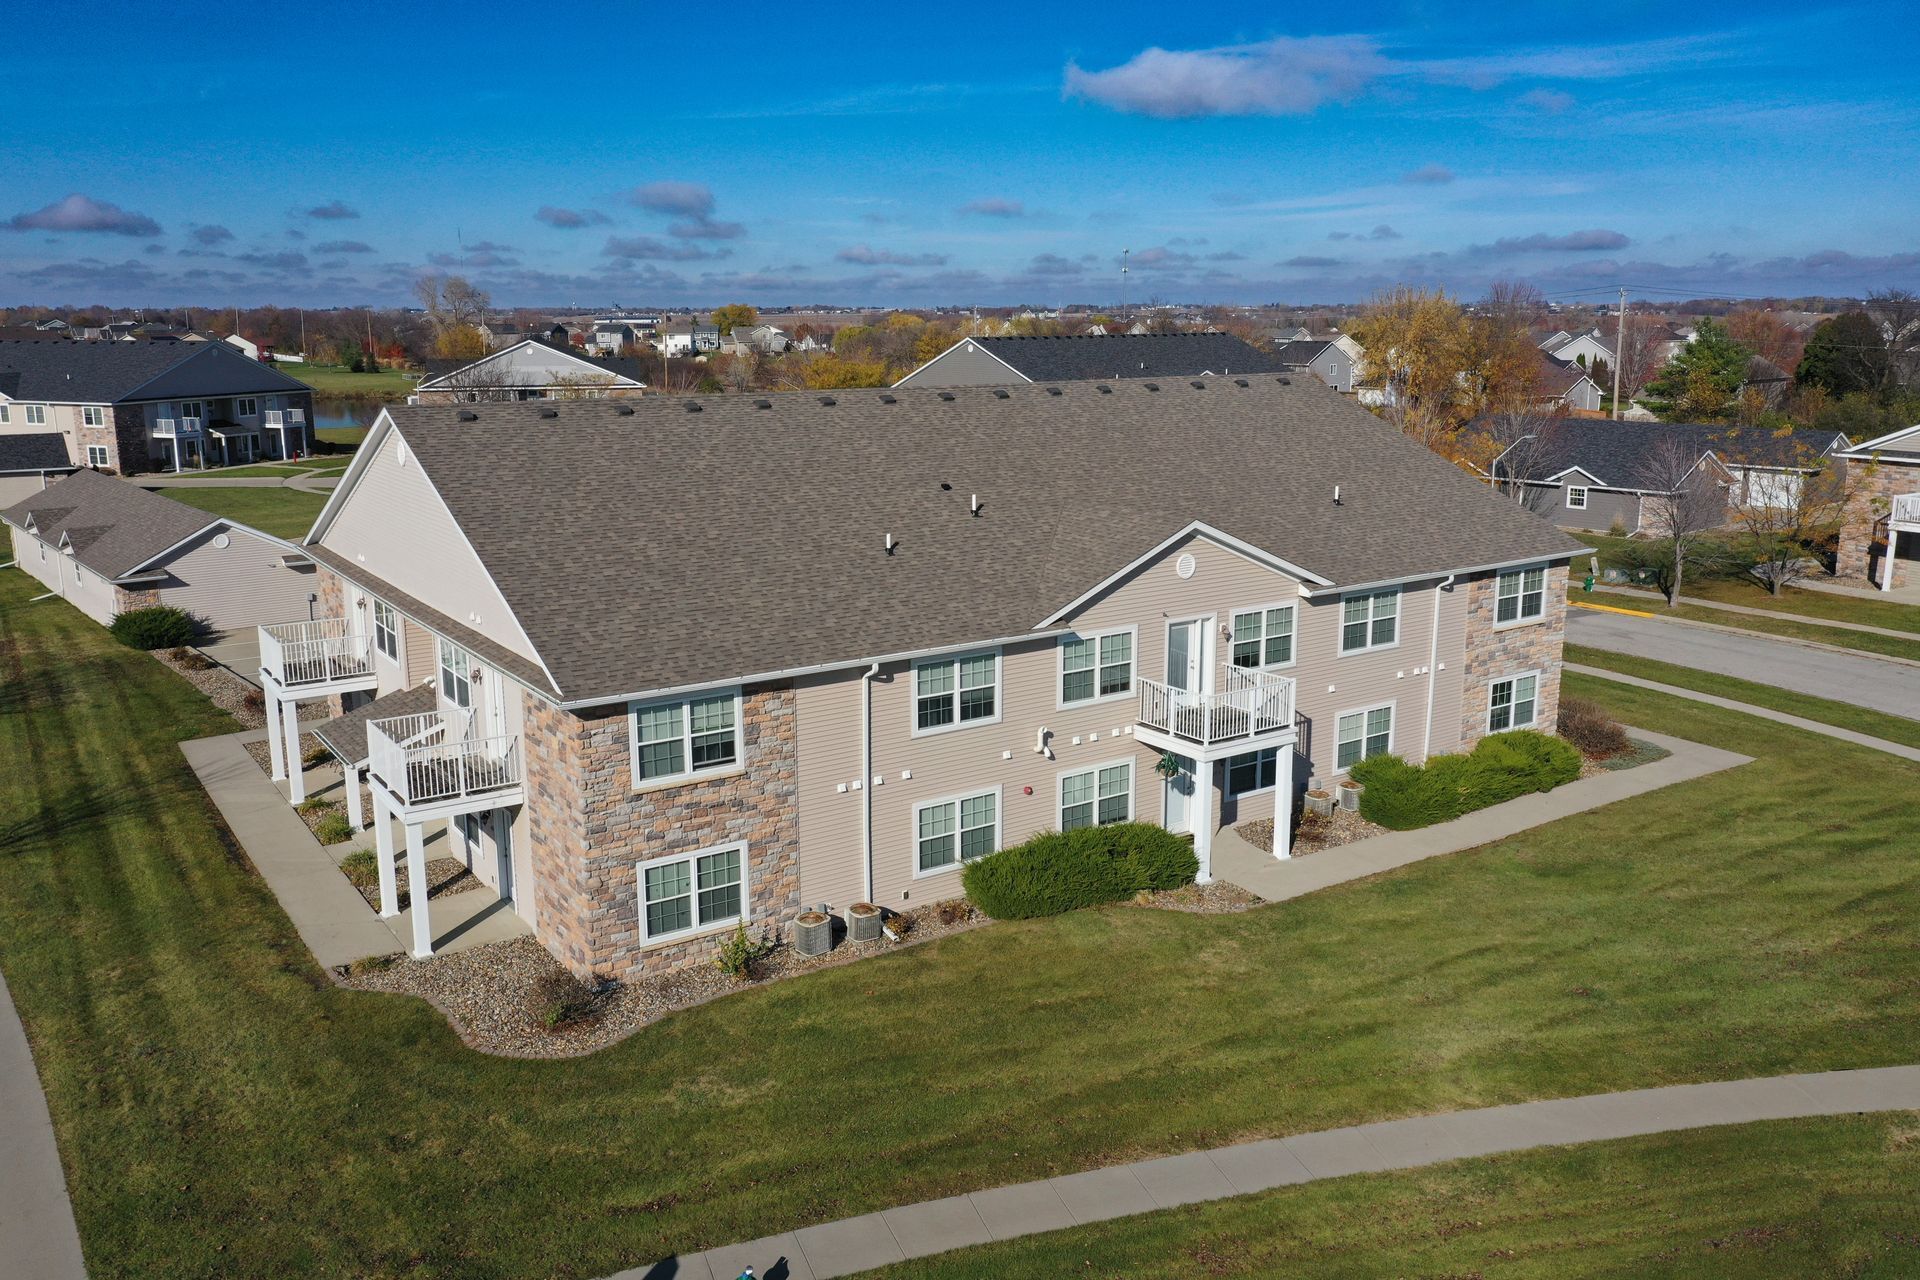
[1832,423,1920,458]
[1492,563,1548,631]
[1037,522,1332,627]
[910,785,1003,878]
[635,840,749,946]
[1565,485,1589,511]
[891,338,1034,388]
[628,686,745,789]
[1057,756,1136,830]
[1226,600,1298,671]
[1222,745,1282,799]
[909,647,1003,738]
[1162,613,1216,695]
[1055,624,1138,710]
[1332,699,1396,775]
[84,444,110,468]
[1300,551,1582,599]
[1336,587,1400,656]
[1487,669,1541,734]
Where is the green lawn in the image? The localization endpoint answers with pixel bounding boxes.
[274,362,417,399]
[315,425,369,450]
[878,1115,1920,1278]
[2,575,1917,1278]
[158,486,328,540]
[1567,643,1920,751]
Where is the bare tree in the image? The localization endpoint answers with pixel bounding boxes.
[438,356,519,403]
[1634,436,1727,606]
[413,273,491,337]
[1868,288,1920,388]
[1477,409,1563,515]
[1612,312,1670,405]
[1727,439,1854,595]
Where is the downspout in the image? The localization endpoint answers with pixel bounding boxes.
[860,662,882,905]
[1422,574,1457,761]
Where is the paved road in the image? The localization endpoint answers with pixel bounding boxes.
[1568,608,1920,721]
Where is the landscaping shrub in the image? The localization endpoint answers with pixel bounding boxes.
[338,848,378,887]
[713,924,773,981]
[109,606,201,650]
[1559,696,1631,758]
[1353,730,1582,832]
[531,969,599,1032]
[961,822,1197,920]
[314,813,354,846]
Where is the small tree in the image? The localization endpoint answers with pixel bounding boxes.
[1795,312,1891,397]
[1729,439,1854,595]
[1634,435,1727,606]
[1474,409,1562,515]
[710,303,758,336]
[1643,318,1752,422]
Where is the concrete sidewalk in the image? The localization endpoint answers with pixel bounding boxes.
[615,1064,1920,1280]
[1213,727,1749,904]
[0,971,88,1279]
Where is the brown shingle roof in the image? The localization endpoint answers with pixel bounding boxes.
[0,471,218,578]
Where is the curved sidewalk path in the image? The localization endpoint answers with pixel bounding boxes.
[619,1065,1920,1280]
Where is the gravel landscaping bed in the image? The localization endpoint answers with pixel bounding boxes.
[340,854,474,912]
[153,648,263,728]
[243,732,329,778]
[1239,805,1386,856]
[1133,880,1261,913]
[338,900,993,1058]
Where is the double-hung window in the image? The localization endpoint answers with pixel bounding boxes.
[1061,761,1132,830]
[236,397,258,418]
[1496,566,1547,625]
[1231,604,1295,667]
[1336,704,1393,771]
[632,690,741,785]
[82,405,105,427]
[638,843,745,942]
[1060,630,1133,705]
[23,404,46,426]
[438,640,472,709]
[914,651,998,732]
[1340,590,1398,653]
[0,405,9,424]
[916,789,999,873]
[372,600,399,661]
[1489,673,1539,732]
[85,445,110,468]
[1566,486,1589,511]
[1225,748,1280,797]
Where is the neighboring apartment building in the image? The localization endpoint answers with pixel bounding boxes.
[0,340,315,473]
[1272,339,1358,393]
[895,333,1289,387]
[1834,424,1920,590]
[0,434,76,505]
[658,321,721,356]
[412,338,647,403]
[260,377,1581,978]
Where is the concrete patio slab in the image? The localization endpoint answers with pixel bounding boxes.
[392,885,532,956]
[791,1212,903,1276]
[1128,1150,1238,1208]
[1048,1166,1158,1224]
[879,1194,991,1258]
[1205,1138,1315,1195]
[968,1181,1074,1240]
[697,1232,815,1280]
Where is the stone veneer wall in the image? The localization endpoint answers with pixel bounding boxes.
[1459,563,1568,749]
[113,586,161,613]
[1835,456,1918,589]
[521,682,802,981]
[75,405,152,475]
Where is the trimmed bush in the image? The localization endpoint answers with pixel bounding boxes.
[109,606,201,650]
[1559,696,1631,758]
[961,821,1197,920]
[1353,730,1582,831]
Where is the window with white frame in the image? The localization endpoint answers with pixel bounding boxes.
[85,445,110,467]
[236,397,258,417]
[632,690,740,784]
[638,844,745,941]
[24,404,46,426]
[0,405,9,424]
[1231,604,1296,667]
[1060,630,1133,704]
[914,651,998,732]
[1495,566,1547,625]
[1339,590,1399,653]
[916,789,999,873]
[1566,486,1589,510]
[1488,673,1539,732]
[1225,748,1280,797]
[1336,704,1393,771]
[82,405,105,427]
[1061,761,1132,830]
[437,639,472,709]
[372,600,399,660]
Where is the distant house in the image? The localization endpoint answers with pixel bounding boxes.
[1490,419,1848,533]
[587,323,639,356]
[477,321,528,351]
[1553,329,1615,371]
[224,333,261,360]
[2,470,316,631]
[1833,424,1920,591]
[34,318,70,333]
[658,321,721,356]
[1272,339,1358,393]
[1533,355,1605,414]
[412,338,647,403]
[0,339,316,473]
[0,433,77,506]
[894,332,1289,387]
[1534,328,1573,353]
[723,324,791,356]
[1267,326,1312,344]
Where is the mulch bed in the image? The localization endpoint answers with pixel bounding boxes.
[337,900,993,1059]
[153,648,264,728]
[340,854,475,913]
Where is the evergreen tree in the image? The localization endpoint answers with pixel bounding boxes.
[1641,317,1752,421]
[1795,311,1890,397]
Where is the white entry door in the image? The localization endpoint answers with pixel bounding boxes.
[1163,753,1197,834]
[1166,619,1203,692]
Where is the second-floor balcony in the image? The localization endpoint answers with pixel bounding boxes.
[153,414,202,437]
[1137,664,1297,759]
[367,710,523,816]
[1892,492,1920,529]
[258,616,377,693]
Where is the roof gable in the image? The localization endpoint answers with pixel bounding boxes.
[416,338,645,391]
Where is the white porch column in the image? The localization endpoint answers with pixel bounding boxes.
[343,763,365,830]
[264,692,287,781]
[405,820,433,958]
[1193,761,1215,884]
[1273,748,1295,861]
[284,698,306,804]
[373,793,399,919]
[1883,526,1900,592]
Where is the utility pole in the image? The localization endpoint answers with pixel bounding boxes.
[1612,287,1626,420]
[1119,249,1130,323]
[298,308,307,361]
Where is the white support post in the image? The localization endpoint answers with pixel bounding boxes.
[264,692,287,781]
[1883,526,1899,592]
[1193,762,1215,884]
[405,821,433,958]
[1274,748,1295,861]
[343,763,364,830]
[373,793,398,919]
[283,698,306,805]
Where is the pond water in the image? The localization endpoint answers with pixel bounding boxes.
[311,398,385,434]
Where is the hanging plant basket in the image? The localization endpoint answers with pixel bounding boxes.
[1153,751,1184,780]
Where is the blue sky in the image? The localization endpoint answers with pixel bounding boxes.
[2,1,1916,308]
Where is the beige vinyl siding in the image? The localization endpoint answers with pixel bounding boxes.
[893,341,1030,388]
[0,474,57,506]
[151,526,316,633]
[54,547,119,624]
[322,427,543,666]
[11,526,61,594]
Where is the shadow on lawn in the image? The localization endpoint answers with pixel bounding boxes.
[0,780,166,859]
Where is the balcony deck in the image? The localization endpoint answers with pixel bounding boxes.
[258,616,377,694]
[1892,492,1920,531]
[1136,664,1297,761]
[367,710,523,820]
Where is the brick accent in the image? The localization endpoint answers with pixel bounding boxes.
[1460,563,1567,749]
[113,586,161,613]
[72,404,147,475]
[521,683,801,981]
[1836,456,1919,589]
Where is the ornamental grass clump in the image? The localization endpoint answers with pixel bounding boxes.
[1350,730,1581,831]
[961,822,1197,920]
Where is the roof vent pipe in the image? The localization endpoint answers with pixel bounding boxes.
[970,494,981,517]
[885,533,896,555]
[1333,485,1343,506]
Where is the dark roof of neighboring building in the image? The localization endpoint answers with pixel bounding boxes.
[0,326,67,343]
[0,470,220,578]
[1272,339,1340,366]
[0,434,78,474]
[1492,420,1849,487]
[1534,355,1594,398]
[926,333,1289,384]
[0,339,309,404]
[349,377,1584,705]
[312,682,437,763]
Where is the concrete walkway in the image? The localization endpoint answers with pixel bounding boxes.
[1591,584,1920,641]
[615,1064,1920,1280]
[1567,664,1920,764]
[0,970,88,1279]
[1797,575,1920,605]
[1212,727,1748,903]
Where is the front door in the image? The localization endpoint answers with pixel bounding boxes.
[1166,619,1203,693]
[1163,753,1197,834]
[491,810,514,903]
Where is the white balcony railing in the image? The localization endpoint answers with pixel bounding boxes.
[263,410,284,427]
[1138,664,1296,748]
[368,711,522,810]
[153,415,202,437]
[258,616,375,690]
[1892,492,1920,527]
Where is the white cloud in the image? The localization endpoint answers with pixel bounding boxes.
[6,194,161,237]
[1064,36,1385,118]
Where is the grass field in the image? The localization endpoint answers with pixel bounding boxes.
[274,362,416,399]
[2,575,1916,1278]
[879,1115,1920,1278]
[315,425,369,450]
[157,486,328,540]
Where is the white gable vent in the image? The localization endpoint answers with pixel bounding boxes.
[1175,553,1196,580]
[211,533,231,550]
[395,438,408,466]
